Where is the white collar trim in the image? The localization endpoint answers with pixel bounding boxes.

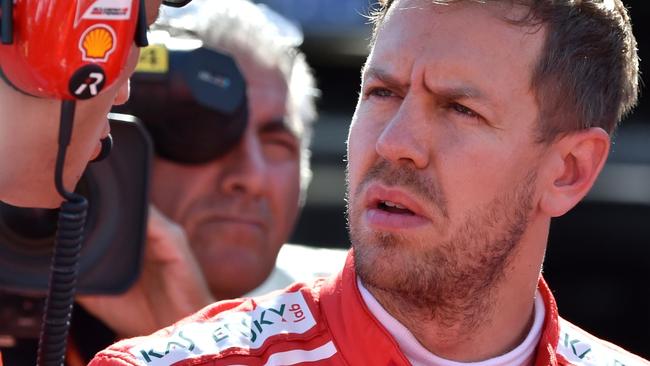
[357,278,545,366]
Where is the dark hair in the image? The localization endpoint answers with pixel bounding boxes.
[369,0,640,142]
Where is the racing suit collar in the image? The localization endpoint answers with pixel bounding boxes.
[535,277,561,366]
[319,250,412,365]
[320,250,561,366]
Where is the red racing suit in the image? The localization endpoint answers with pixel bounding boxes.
[90,253,649,366]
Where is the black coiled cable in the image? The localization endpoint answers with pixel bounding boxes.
[36,100,88,366]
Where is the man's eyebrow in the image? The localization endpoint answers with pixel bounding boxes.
[362,66,409,91]
[430,84,489,102]
[363,66,493,106]
[259,118,296,137]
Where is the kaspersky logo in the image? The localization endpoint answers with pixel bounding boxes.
[79,24,116,63]
[130,292,317,365]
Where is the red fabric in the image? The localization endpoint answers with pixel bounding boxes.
[90,251,648,366]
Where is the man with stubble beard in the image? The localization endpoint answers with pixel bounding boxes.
[91,0,648,365]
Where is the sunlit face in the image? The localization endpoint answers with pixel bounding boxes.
[347,0,547,322]
[151,56,302,299]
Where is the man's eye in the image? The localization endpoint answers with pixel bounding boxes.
[262,134,298,161]
[449,103,480,119]
[366,87,394,98]
[265,138,296,149]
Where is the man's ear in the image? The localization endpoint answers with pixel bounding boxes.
[539,128,610,217]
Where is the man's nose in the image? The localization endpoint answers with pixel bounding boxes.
[220,136,267,197]
[375,95,431,169]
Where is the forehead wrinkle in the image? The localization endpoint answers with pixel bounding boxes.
[399,56,498,116]
[373,0,545,117]
[421,72,492,105]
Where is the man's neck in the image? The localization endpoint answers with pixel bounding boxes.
[367,277,538,362]
[365,231,548,362]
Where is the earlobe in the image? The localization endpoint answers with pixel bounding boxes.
[539,128,610,217]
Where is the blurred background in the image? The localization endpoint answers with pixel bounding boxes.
[251,0,650,358]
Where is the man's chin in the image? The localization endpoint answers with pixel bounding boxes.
[353,240,399,287]
[205,261,269,299]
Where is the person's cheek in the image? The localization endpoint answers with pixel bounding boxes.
[114,78,131,106]
[115,45,140,105]
[62,73,126,191]
[280,164,301,240]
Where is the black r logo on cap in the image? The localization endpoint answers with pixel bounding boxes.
[69,64,107,100]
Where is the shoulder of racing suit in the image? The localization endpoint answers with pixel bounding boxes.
[555,317,649,366]
[87,278,341,366]
[87,253,650,366]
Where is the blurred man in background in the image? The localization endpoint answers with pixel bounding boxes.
[70,0,345,363]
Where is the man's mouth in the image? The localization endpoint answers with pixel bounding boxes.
[183,207,268,237]
[377,200,415,215]
[365,184,427,217]
[362,184,430,231]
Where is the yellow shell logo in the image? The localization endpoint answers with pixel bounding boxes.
[79,25,116,62]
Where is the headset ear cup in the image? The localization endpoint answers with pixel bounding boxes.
[1,0,14,45]
[134,0,149,47]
